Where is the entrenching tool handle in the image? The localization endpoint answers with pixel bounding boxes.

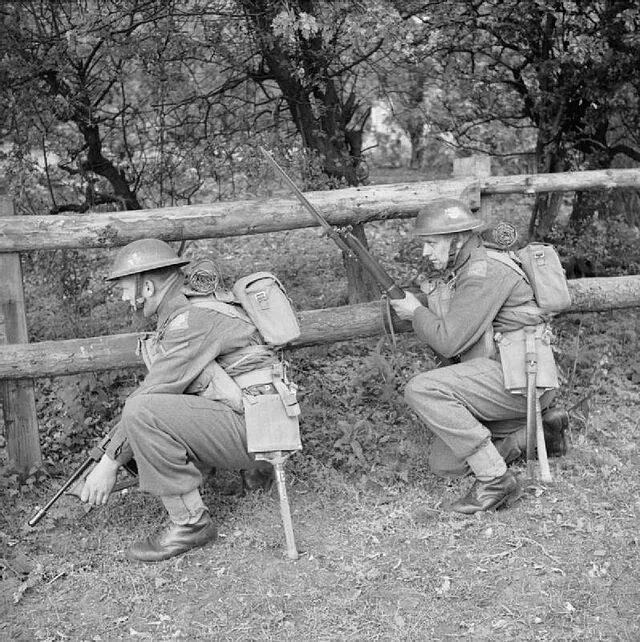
[535,395,552,483]
[525,328,537,478]
[273,457,299,561]
[256,450,299,560]
[524,327,552,482]
[525,377,537,479]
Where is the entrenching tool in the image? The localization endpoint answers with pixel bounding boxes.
[525,326,552,482]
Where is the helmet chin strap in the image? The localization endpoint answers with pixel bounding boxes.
[446,234,462,271]
[133,273,145,310]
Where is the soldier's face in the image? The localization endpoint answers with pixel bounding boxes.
[421,235,452,270]
[118,276,139,310]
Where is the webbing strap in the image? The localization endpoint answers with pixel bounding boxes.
[486,249,528,280]
[486,249,547,318]
[191,298,249,321]
[381,295,398,353]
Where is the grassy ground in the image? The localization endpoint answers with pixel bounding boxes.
[1,170,640,641]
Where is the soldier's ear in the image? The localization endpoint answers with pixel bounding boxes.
[141,279,155,297]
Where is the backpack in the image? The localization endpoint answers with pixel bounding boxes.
[232,272,301,348]
[487,243,572,314]
[184,260,301,348]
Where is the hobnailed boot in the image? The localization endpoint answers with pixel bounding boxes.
[494,407,569,464]
[450,470,521,514]
[542,407,569,457]
[240,466,274,493]
[127,511,218,563]
[494,434,522,465]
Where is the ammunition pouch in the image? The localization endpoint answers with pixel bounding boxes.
[495,324,559,393]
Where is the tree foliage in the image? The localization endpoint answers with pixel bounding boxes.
[389,0,640,237]
[1,1,639,239]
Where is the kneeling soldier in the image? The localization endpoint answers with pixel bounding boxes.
[81,239,279,561]
[390,200,567,514]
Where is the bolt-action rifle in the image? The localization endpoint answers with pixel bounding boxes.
[259,147,406,300]
[28,434,138,527]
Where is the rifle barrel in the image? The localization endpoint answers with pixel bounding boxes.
[259,147,354,256]
[259,147,405,299]
[27,457,94,527]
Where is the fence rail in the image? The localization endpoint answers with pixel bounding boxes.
[1,275,640,381]
[2,168,640,252]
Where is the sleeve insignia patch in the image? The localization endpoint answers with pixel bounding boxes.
[467,260,487,278]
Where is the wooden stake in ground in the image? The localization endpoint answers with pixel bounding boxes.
[0,195,41,473]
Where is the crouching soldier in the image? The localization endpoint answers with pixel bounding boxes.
[81,239,286,561]
[390,199,568,514]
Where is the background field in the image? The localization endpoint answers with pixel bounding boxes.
[1,170,640,641]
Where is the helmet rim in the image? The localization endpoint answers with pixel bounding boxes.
[105,239,190,281]
[413,198,483,237]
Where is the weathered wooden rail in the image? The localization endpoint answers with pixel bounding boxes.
[2,164,640,471]
[2,168,640,252]
[1,275,640,381]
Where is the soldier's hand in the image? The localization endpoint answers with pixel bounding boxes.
[80,455,119,506]
[390,290,423,321]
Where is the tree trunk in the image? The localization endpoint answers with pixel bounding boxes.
[343,223,383,304]
[529,191,564,240]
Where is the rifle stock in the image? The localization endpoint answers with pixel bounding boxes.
[259,147,405,299]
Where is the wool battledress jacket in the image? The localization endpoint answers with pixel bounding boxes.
[413,235,544,361]
[104,291,265,465]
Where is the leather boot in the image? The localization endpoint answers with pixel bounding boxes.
[542,407,568,457]
[494,408,569,463]
[240,466,274,493]
[127,511,217,563]
[494,434,522,464]
[450,470,520,514]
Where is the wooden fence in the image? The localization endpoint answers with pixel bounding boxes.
[2,164,640,471]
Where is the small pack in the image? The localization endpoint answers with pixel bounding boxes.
[184,260,301,348]
[516,243,572,313]
[488,243,571,314]
[232,272,301,347]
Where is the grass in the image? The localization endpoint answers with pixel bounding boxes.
[3,428,640,641]
[1,169,640,641]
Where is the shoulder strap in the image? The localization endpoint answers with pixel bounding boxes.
[190,298,251,322]
[485,249,528,281]
[485,249,547,318]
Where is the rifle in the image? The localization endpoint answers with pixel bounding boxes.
[259,147,406,300]
[28,435,138,527]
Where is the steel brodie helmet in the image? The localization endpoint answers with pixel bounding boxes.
[413,198,483,236]
[106,238,190,281]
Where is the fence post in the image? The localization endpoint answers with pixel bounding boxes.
[0,195,41,474]
[453,155,492,220]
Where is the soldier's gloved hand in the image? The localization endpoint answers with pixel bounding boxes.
[80,455,119,506]
[390,290,423,321]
